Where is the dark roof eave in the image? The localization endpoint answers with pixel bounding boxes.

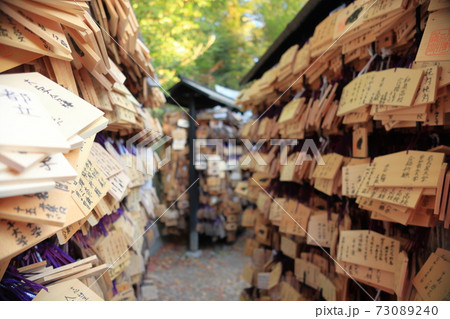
[167,75,239,111]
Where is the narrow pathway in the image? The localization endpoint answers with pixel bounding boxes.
[144,232,250,301]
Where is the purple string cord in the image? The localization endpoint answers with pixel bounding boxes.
[0,266,47,301]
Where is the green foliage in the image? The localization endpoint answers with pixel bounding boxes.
[133,0,306,90]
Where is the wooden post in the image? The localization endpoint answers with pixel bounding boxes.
[188,94,199,252]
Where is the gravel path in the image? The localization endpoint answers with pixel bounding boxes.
[144,232,250,301]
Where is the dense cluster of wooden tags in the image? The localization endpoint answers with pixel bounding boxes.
[239,149,450,300]
[157,108,243,241]
[0,0,165,108]
[157,111,190,235]
[195,108,243,242]
[0,0,165,300]
[239,1,450,137]
[0,0,165,134]
[236,0,450,301]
